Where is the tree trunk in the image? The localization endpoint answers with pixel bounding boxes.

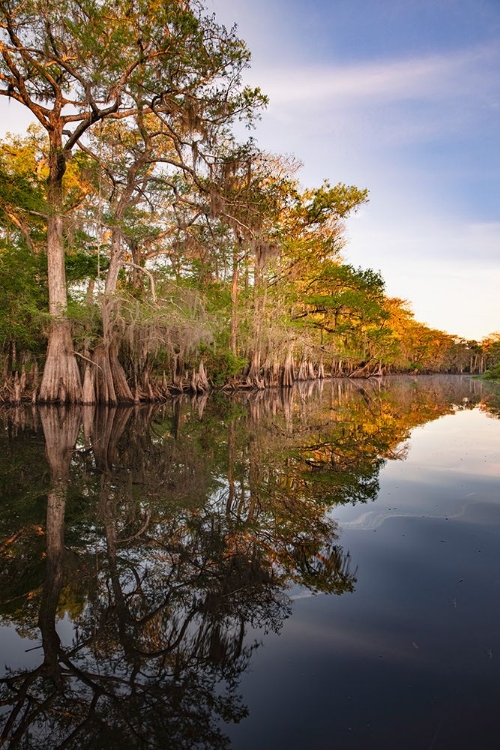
[39,139,82,403]
[297,360,308,381]
[39,319,82,403]
[90,342,118,404]
[191,361,210,393]
[246,349,265,389]
[105,228,123,295]
[229,245,240,356]
[85,299,134,404]
[281,346,295,387]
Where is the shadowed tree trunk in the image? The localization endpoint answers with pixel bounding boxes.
[281,344,295,387]
[229,241,241,356]
[82,297,134,405]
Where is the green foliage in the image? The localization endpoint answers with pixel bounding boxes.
[65,250,108,283]
[0,242,48,354]
[305,181,369,223]
[295,262,388,356]
[200,346,248,386]
[66,297,102,348]
[0,160,46,219]
[483,363,500,380]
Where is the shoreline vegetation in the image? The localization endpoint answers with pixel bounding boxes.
[1,1,499,405]
[1,357,499,407]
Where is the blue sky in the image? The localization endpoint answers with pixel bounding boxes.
[209,0,500,341]
[1,0,498,340]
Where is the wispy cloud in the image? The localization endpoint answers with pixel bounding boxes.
[251,42,500,109]
[242,40,500,157]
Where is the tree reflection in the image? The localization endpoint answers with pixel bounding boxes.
[0,375,494,747]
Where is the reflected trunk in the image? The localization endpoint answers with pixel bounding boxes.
[38,407,81,682]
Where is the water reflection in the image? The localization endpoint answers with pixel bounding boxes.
[0,376,497,748]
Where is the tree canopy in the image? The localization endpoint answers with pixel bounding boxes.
[0,0,493,403]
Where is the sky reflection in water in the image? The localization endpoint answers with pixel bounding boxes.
[228,396,500,750]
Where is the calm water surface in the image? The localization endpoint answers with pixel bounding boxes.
[1,376,500,749]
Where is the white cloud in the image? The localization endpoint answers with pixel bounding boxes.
[250,42,500,109]
[239,40,500,156]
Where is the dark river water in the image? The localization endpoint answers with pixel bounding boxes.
[1,375,500,749]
